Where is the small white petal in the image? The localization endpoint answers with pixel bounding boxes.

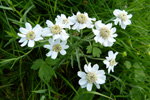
[25,22,32,30]
[124,19,131,25]
[92,64,99,71]
[120,23,126,29]
[127,14,132,19]
[60,49,66,55]
[46,20,54,27]
[28,40,35,47]
[87,83,93,91]
[18,33,26,37]
[111,28,116,34]
[51,51,58,59]
[19,28,29,34]
[46,51,52,57]
[77,71,86,78]
[79,79,87,85]
[44,45,52,49]
[20,40,28,47]
[34,36,43,41]
[92,29,100,36]
[113,9,121,16]
[108,51,113,57]
[84,64,88,73]
[18,37,26,43]
[95,83,100,89]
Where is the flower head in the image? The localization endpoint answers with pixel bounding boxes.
[44,38,69,59]
[69,11,96,32]
[42,20,69,41]
[113,9,132,29]
[55,14,74,29]
[77,63,106,91]
[103,51,118,73]
[92,20,118,47]
[17,22,43,47]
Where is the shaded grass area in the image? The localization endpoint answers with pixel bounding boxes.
[0,0,150,99]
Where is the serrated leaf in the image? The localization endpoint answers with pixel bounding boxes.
[45,57,60,66]
[39,62,53,81]
[86,45,92,54]
[124,61,132,69]
[93,42,99,47]
[32,89,47,93]
[92,47,101,57]
[31,59,44,70]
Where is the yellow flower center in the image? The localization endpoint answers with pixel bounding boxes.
[76,14,87,24]
[118,13,127,21]
[52,44,62,52]
[86,72,97,83]
[100,27,111,39]
[110,59,116,66]
[26,31,35,40]
[51,25,62,35]
[62,19,69,24]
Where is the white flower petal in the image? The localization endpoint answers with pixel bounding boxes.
[111,27,116,34]
[25,22,32,30]
[19,28,28,34]
[20,40,28,47]
[18,37,26,43]
[28,40,35,47]
[108,51,113,57]
[46,51,52,57]
[95,83,100,89]
[87,83,93,91]
[77,71,86,78]
[18,33,26,37]
[113,9,121,16]
[44,45,52,49]
[96,77,106,84]
[84,64,88,73]
[92,29,100,35]
[120,23,126,29]
[60,49,66,55]
[92,64,99,71]
[127,14,132,19]
[124,19,131,25]
[46,20,54,27]
[51,51,58,59]
[79,79,87,85]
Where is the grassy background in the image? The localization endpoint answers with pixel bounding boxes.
[0,0,150,100]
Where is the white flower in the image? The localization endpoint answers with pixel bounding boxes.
[92,20,118,47]
[42,20,69,41]
[77,63,106,91]
[17,22,43,47]
[69,11,96,32]
[103,51,118,73]
[44,38,69,59]
[113,9,132,29]
[55,14,74,29]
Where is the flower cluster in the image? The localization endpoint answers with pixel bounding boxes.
[17,9,132,91]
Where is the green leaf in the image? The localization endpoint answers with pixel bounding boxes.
[72,88,95,100]
[45,57,60,66]
[31,59,44,70]
[40,95,45,100]
[32,89,47,93]
[39,62,53,81]
[133,62,146,82]
[93,42,99,47]
[92,47,101,57]
[124,61,132,69]
[86,45,92,54]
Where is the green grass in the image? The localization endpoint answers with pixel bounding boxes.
[0,0,150,100]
